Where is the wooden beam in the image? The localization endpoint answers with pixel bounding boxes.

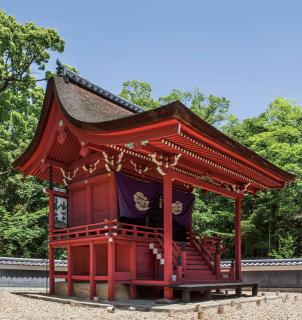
[67,121,181,145]
[171,169,242,199]
[45,159,70,171]
[136,142,258,193]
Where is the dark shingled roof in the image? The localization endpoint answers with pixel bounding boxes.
[13,68,296,183]
[58,62,145,113]
[54,76,134,123]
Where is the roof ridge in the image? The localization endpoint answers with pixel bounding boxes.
[56,60,145,114]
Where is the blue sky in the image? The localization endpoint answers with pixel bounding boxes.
[1,0,302,119]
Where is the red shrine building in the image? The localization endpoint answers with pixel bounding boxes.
[14,65,295,301]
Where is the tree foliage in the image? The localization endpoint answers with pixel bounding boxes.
[0,10,64,258]
[120,80,230,126]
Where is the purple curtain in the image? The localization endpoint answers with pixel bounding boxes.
[116,173,160,219]
[171,189,195,229]
[116,173,195,228]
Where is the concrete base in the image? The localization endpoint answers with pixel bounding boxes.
[55,282,130,300]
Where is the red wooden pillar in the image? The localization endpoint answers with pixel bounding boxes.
[130,241,137,298]
[163,172,173,299]
[48,189,55,294]
[49,245,55,294]
[67,244,73,296]
[235,196,242,281]
[89,241,96,299]
[107,238,115,301]
[86,184,92,224]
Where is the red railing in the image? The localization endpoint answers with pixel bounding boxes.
[188,233,224,278]
[50,220,164,242]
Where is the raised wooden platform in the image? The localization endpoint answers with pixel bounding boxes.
[170,282,258,302]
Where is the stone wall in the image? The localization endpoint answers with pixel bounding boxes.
[0,269,48,288]
[243,270,302,288]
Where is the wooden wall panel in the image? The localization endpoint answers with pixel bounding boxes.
[70,188,86,227]
[92,181,111,223]
[68,173,118,227]
[95,244,108,275]
[116,243,131,272]
[136,244,155,279]
[73,246,89,275]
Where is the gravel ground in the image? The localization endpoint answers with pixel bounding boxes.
[0,290,301,320]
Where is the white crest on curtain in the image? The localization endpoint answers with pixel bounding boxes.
[134,192,150,212]
[172,201,183,215]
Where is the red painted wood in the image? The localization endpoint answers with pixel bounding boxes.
[109,173,118,220]
[108,239,115,301]
[87,185,92,224]
[163,172,173,299]
[73,246,89,275]
[136,244,155,279]
[70,188,87,227]
[21,99,60,174]
[181,125,285,185]
[130,242,137,298]
[116,243,131,272]
[235,197,242,280]
[95,244,108,275]
[172,169,241,199]
[92,177,116,222]
[67,174,118,225]
[67,244,73,296]
[89,241,96,299]
[49,245,55,294]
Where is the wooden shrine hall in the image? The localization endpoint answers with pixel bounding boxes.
[14,65,295,301]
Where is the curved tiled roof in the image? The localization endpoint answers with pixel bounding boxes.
[221,258,302,267]
[0,257,67,268]
[1,257,301,268]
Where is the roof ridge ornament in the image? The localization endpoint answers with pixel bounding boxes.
[56,59,145,114]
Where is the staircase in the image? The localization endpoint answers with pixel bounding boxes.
[180,240,216,281]
[149,234,226,283]
[149,242,165,266]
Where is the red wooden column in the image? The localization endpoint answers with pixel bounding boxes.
[49,246,55,294]
[130,241,137,298]
[86,184,92,224]
[48,189,55,294]
[163,172,173,299]
[89,241,96,299]
[234,196,242,281]
[107,238,115,301]
[67,244,73,296]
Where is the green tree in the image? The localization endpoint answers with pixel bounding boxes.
[0,10,65,258]
[223,98,302,258]
[119,80,160,110]
[120,80,230,126]
[0,10,64,95]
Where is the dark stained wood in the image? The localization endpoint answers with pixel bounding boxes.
[170,282,258,302]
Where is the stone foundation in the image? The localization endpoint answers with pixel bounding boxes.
[55,282,130,300]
